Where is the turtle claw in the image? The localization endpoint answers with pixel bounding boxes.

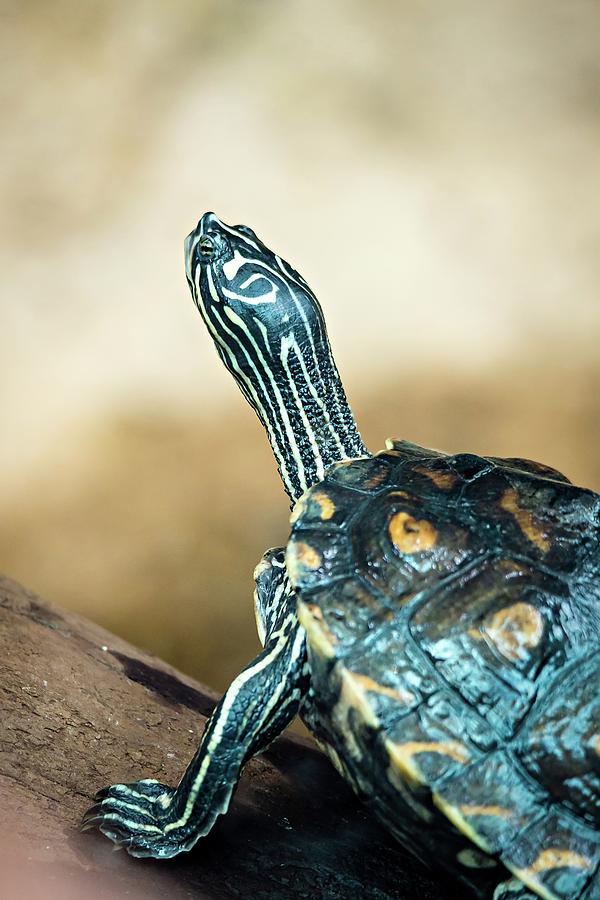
[81,780,191,858]
[81,802,105,823]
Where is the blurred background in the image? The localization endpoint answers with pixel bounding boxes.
[1,0,599,694]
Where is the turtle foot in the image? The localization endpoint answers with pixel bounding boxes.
[81,779,193,858]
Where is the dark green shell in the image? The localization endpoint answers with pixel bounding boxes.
[287,441,600,899]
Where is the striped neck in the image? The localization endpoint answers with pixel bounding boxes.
[185,213,369,504]
[244,328,367,503]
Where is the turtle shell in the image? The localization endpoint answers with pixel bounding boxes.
[286,441,600,899]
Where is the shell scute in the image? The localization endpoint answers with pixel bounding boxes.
[286,529,353,591]
[504,810,600,899]
[409,557,569,739]
[343,624,438,702]
[432,750,543,856]
[463,466,600,572]
[325,454,396,493]
[353,487,472,602]
[515,652,600,825]
[290,481,364,530]
[297,577,391,650]
[386,704,479,789]
[485,456,572,484]
[412,463,460,491]
[342,657,422,727]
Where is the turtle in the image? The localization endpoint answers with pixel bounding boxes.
[82,213,600,899]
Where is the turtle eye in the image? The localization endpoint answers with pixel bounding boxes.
[198,237,216,259]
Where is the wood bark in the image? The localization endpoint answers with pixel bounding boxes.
[0,575,445,899]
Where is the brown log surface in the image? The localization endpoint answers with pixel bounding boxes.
[0,575,447,899]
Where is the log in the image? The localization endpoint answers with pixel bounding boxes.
[0,575,446,899]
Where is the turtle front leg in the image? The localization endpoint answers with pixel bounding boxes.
[82,554,308,858]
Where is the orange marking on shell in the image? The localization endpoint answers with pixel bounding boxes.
[388,740,470,789]
[497,558,529,577]
[473,602,544,662]
[364,469,390,489]
[414,466,458,491]
[389,511,437,553]
[293,541,322,570]
[289,495,307,524]
[388,490,416,501]
[521,848,592,876]
[301,602,339,647]
[306,603,323,619]
[500,489,551,553]
[392,740,470,767]
[593,734,600,756]
[459,804,512,819]
[311,490,336,521]
[348,672,415,705]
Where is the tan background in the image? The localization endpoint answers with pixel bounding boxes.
[1,0,599,691]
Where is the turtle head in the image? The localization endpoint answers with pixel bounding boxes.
[185,212,324,373]
[185,213,367,501]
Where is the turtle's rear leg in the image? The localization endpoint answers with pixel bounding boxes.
[82,551,308,858]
